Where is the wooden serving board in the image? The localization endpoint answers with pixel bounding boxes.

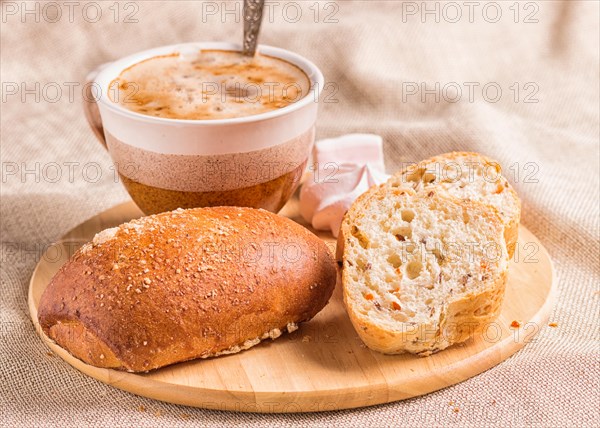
[29,199,556,413]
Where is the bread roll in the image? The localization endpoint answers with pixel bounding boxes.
[387,152,521,258]
[340,185,508,355]
[38,207,337,372]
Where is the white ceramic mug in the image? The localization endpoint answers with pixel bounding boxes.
[84,42,324,215]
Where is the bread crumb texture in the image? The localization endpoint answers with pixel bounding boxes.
[342,185,509,355]
[388,152,521,258]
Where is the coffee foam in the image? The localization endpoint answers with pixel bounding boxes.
[109,50,311,120]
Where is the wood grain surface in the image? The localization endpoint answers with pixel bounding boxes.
[28,199,557,413]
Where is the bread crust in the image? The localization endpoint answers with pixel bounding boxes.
[341,185,509,355]
[38,207,337,372]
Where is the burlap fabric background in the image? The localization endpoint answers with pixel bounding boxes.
[1,1,599,426]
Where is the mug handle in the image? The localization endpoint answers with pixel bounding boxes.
[83,63,111,149]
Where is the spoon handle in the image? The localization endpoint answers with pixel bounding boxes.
[242,0,265,57]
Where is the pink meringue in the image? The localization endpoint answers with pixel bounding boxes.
[300,134,390,237]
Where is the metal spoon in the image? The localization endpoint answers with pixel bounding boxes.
[242,0,265,57]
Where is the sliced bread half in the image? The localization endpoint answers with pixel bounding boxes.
[340,185,509,355]
[387,152,521,258]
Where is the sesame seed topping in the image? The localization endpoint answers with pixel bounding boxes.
[135,288,142,294]
[140,260,146,265]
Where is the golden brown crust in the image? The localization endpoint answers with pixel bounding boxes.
[503,204,520,259]
[38,207,337,372]
[47,321,122,369]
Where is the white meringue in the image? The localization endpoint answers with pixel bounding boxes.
[300,134,390,237]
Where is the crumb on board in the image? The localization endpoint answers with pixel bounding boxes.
[453,407,460,413]
[548,322,558,328]
[302,335,312,343]
[510,320,521,328]
[46,351,55,357]
[138,405,146,412]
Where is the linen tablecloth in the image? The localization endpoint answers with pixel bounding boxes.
[1,1,598,426]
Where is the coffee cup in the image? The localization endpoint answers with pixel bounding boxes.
[84,42,324,215]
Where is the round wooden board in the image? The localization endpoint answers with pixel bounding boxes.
[29,199,557,413]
